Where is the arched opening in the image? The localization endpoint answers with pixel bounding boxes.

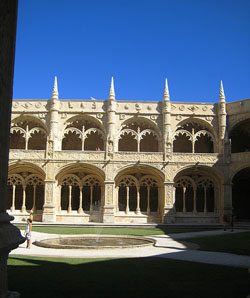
[116,170,161,218]
[140,134,158,152]
[230,119,250,153]
[7,172,45,214]
[173,133,192,153]
[84,131,104,151]
[118,132,137,151]
[195,134,214,153]
[28,130,47,150]
[9,130,25,149]
[118,119,160,152]
[174,168,217,218]
[62,131,82,150]
[10,119,47,150]
[62,118,105,151]
[58,170,103,217]
[173,122,215,153]
[232,167,250,220]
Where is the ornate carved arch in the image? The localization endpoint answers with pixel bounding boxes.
[60,174,81,187]
[139,176,158,187]
[117,175,138,187]
[82,175,101,186]
[8,174,25,186]
[25,174,44,186]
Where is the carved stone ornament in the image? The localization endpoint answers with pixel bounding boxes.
[13,102,19,108]
[124,104,129,110]
[96,113,102,119]
[39,113,46,119]
[68,102,73,109]
[120,114,125,120]
[171,104,177,110]
[176,115,182,121]
[23,102,32,109]
[35,102,42,108]
[206,116,213,122]
[147,105,152,111]
[92,102,97,109]
[135,103,141,111]
[150,115,157,120]
[80,102,85,109]
[188,105,199,112]
[202,106,208,111]
[179,105,185,111]
[61,113,67,119]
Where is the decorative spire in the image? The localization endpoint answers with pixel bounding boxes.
[108,77,115,101]
[52,76,59,100]
[163,78,170,101]
[219,80,225,102]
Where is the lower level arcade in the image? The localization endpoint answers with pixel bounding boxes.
[6,162,234,224]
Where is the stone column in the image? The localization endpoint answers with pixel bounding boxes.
[193,187,197,214]
[162,182,175,223]
[204,187,207,214]
[0,1,26,297]
[31,185,36,212]
[78,186,83,213]
[58,185,62,212]
[125,186,129,214]
[10,185,16,212]
[182,187,186,213]
[89,186,93,215]
[136,186,140,214]
[21,186,26,213]
[102,181,115,223]
[68,185,72,213]
[42,180,56,222]
[146,186,150,215]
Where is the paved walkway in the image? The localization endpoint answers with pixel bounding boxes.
[10,229,250,268]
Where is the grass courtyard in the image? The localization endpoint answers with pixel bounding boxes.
[8,226,250,298]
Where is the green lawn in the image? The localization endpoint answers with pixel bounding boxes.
[186,231,250,256]
[8,255,250,298]
[15,225,210,236]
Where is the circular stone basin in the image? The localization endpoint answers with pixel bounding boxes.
[34,235,155,249]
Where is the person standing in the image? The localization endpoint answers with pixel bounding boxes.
[25,218,32,248]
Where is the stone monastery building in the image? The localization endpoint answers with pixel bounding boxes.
[7,77,250,224]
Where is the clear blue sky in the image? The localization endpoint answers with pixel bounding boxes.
[13,0,250,102]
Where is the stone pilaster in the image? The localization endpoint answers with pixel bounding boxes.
[218,81,227,156]
[102,181,115,223]
[162,182,175,223]
[49,76,60,151]
[42,180,56,222]
[162,78,172,159]
[106,77,116,159]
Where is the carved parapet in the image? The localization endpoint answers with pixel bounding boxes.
[9,149,46,160]
[171,153,220,164]
[53,151,105,161]
[113,152,163,162]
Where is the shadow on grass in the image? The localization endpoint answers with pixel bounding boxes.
[8,255,250,298]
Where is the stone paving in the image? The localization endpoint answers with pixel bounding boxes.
[10,229,250,268]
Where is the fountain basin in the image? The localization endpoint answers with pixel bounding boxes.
[34,234,156,249]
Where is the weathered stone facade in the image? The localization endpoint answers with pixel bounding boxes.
[7,78,250,224]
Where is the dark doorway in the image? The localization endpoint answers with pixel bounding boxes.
[232,167,250,221]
